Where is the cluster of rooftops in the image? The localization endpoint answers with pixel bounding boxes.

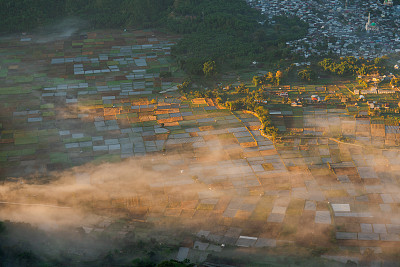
[247,0,400,59]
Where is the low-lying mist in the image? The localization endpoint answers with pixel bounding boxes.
[2,111,400,265]
[0,17,88,43]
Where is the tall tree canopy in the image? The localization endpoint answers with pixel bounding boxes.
[0,0,174,32]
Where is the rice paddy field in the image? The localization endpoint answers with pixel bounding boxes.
[1,29,400,266]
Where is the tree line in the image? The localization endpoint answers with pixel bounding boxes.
[318,56,386,76]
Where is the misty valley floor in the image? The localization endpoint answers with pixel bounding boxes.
[1,29,400,265]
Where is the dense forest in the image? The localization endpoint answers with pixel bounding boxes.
[168,0,308,74]
[0,0,173,32]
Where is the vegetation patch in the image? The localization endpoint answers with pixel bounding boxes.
[14,132,38,145]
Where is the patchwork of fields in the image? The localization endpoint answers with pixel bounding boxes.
[1,30,400,265]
